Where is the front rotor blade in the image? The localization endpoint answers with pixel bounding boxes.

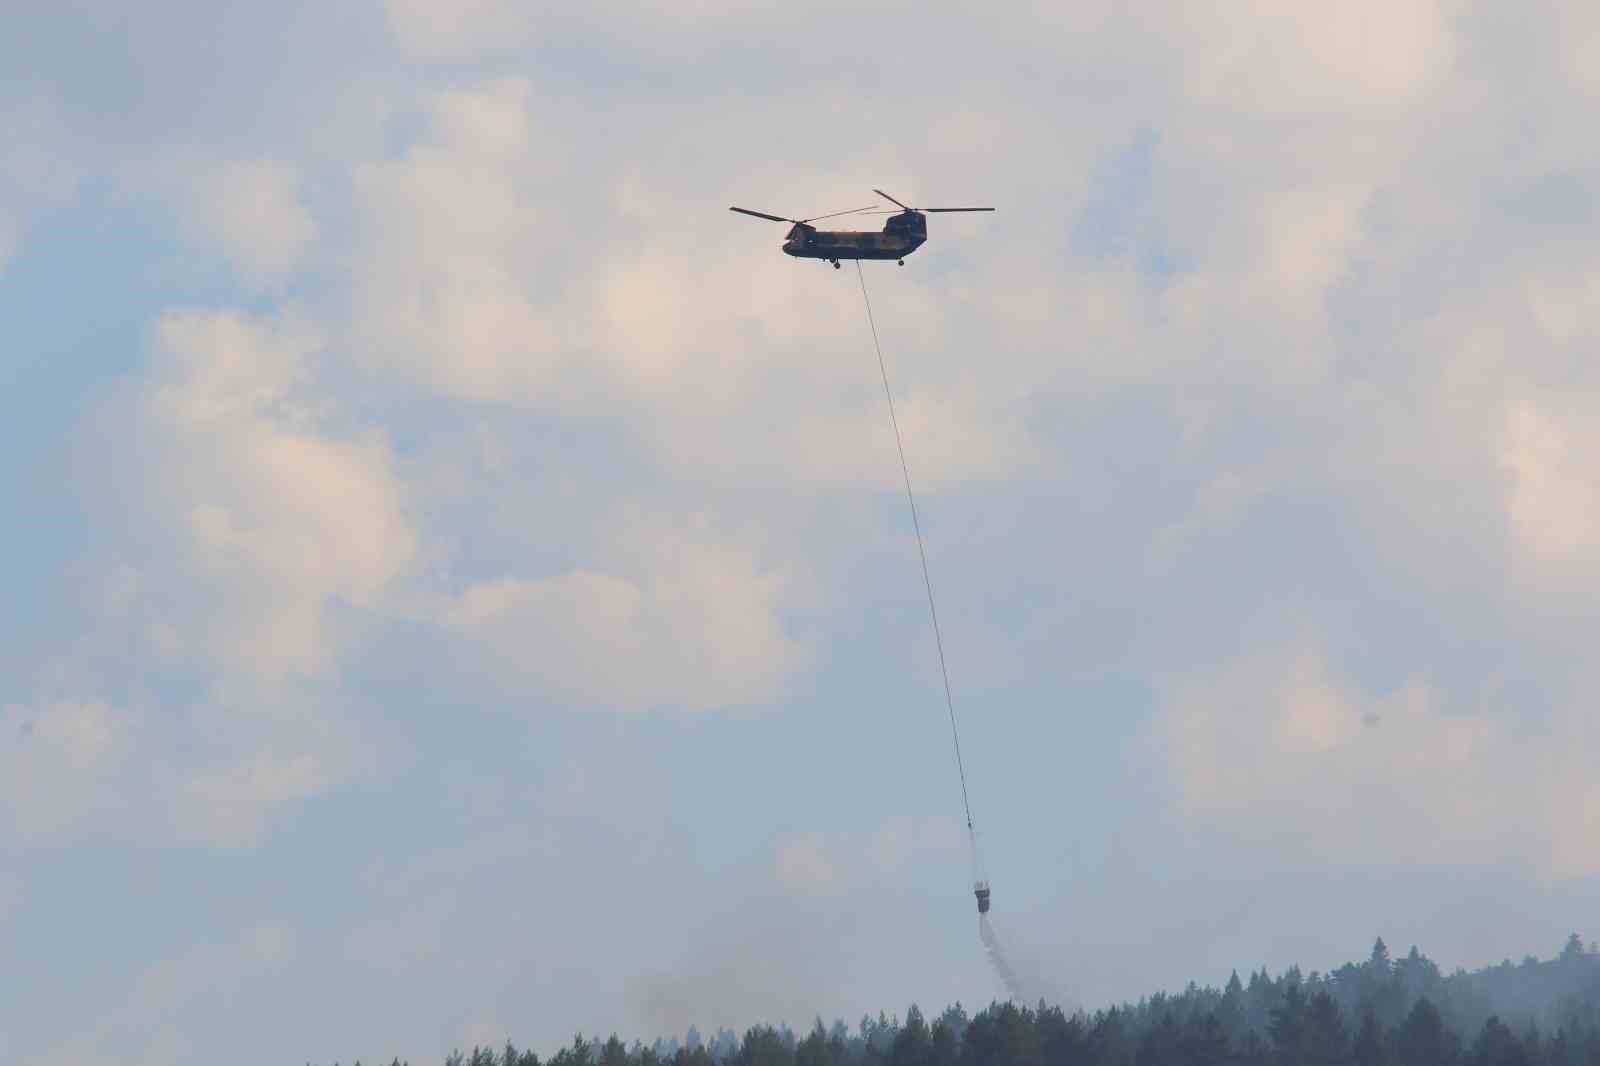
[873,188,911,210]
[799,205,880,223]
[729,206,793,223]
[923,207,996,212]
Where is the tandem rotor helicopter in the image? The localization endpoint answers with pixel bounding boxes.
[730,188,994,267]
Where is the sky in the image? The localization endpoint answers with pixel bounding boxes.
[3,1,1599,1063]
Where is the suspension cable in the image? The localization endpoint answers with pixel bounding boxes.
[854,259,976,836]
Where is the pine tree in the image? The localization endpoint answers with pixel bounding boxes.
[1219,971,1249,1044]
[928,1019,959,1066]
[1546,1028,1574,1066]
[796,1021,830,1066]
[1469,1017,1528,1066]
[1353,1012,1386,1066]
[736,1026,794,1066]
[890,1007,932,1066]
[1085,1008,1134,1066]
[1269,983,1308,1064]
[1247,969,1283,1034]
[597,1037,628,1066]
[676,1044,715,1066]
[1034,1005,1083,1066]
[1395,999,1456,1066]
[1370,940,1392,977]
[1134,1011,1181,1066]
[1178,1013,1233,1066]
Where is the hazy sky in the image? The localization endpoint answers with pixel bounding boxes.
[4,2,1599,1063]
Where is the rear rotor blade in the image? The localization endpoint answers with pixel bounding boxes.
[873,188,911,210]
[729,206,793,223]
[799,205,880,223]
[923,207,996,213]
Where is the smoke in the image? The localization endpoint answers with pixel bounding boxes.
[979,914,1030,1003]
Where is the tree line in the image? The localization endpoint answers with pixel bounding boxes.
[323,933,1600,1066]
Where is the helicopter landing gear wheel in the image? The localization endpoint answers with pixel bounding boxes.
[833,260,840,269]
[898,260,904,266]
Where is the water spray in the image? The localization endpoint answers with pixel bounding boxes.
[979,915,1028,1002]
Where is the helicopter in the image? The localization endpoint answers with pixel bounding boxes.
[729,188,993,267]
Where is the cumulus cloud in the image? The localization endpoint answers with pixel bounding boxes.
[174,158,319,286]
[336,73,1042,502]
[0,696,345,848]
[70,0,1600,826]
[131,309,418,679]
[1155,636,1600,876]
[1503,388,1600,576]
[442,532,805,712]
[381,0,532,60]
[179,748,332,844]
[5,308,411,849]
[0,701,130,842]
[348,77,570,403]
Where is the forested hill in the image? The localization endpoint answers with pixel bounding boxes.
[331,935,1600,1066]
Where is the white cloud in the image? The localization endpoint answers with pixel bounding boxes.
[132,152,319,286]
[1155,636,1600,876]
[1504,395,1600,571]
[182,158,318,286]
[6,308,409,848]
[382,0,532,59]
[178,750,331,845]
[1169,1,1456,121]
[348,77,570,404]
[1338,255,1600,595]
[134,309,418,679]
[0,695,348,849]
[338,75,1044,501]
[0,701,130,842]
[442,531,805,712]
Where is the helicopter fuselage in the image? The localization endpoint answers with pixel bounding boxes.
[783,213,928,262]
[731,194,991,265]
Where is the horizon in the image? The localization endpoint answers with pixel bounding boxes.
[345,934,1600,1062]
